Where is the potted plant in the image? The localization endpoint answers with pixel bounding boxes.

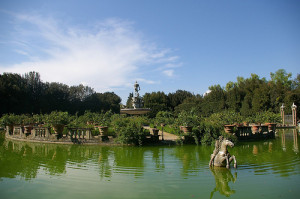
[13,114,27,126]
[243,117,252,127]
[177,111,196,133]
[47,111,69,138]
[23,115,34,134]
[83,111,96,125]
[95,112,111,136]
[0,114,16,134]
[262,111,281,132]
[224,124,235,133]
[249,114,264,134]
[33,114,45,126]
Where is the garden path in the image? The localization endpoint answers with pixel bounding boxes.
[143,126,179,141]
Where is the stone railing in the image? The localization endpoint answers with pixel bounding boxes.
[5,125,102,144]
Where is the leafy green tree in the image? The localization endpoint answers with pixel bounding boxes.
[168,90,193,110]
[270,69,292,89]
[201,85,225,116]
[0,73,27,115]
[143,91,170,118]
[174,95,203,115]
[251,83,270,113]
[126,92,133,108]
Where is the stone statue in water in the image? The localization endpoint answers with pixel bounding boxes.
[209,136,237,169]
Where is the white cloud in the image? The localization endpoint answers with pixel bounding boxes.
[0,13,180,92]
[163,70,174,77]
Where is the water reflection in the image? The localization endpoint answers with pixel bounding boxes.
[282,129,286,151]
[0,129,300,181]
[210,168,237,198]
[293,129,298,153]
[280,129,299,153]
[112,147,145,177]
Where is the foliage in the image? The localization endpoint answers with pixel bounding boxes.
[201,84,226,116]
[176,111,199,127]
[199,121,222,145]
[0,114,17,126]
[207,111,242,126]
[143,91,170,118]
[47,111,70,125]
[0,71,120,116]
[154,111,174,126]
[112,117,148,146]
[12,114,26,125]
[261,111,282,123]
[33,114,45,125]
[168,90,193,110]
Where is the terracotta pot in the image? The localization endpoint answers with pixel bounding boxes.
[97,126,108,136]
[224,125,235,133]
[243,122,249,126]
[251,124,260,134]
[180,126,192,133]
[24,125,33,134]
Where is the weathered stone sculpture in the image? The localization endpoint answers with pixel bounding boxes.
[209,136,237,169]
[132,81,142,109]
[120,81,151,115]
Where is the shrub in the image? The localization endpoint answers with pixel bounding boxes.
[176,111,199,127]
[47,111,70,125]
[112,117,148,146]
[0,114,17,126]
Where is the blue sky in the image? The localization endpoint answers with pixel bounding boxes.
[0,0,299,103]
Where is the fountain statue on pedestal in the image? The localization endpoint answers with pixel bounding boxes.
[120,81,151,115]
[132,81,140,109]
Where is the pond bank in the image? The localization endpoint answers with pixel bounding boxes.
[3,125,179,146]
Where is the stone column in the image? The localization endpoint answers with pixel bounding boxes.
[86,129,92,140]
[280,104,285,125]
[292,102,297,126]
[6,126,10,136]
[32,128,36,138]
[45,128,50,138]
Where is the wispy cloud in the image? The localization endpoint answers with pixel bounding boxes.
[0,13,180,92]
[162,70,175,77]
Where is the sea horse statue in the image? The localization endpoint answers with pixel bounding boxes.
[209,136,237,169]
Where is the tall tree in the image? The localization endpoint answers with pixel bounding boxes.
[201,85,226,116]
[168,90,193,110]
[143,91,170,118]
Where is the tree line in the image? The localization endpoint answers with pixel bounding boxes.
[0,71,121,116]
[1,69,299,119]
[127,69,299,118]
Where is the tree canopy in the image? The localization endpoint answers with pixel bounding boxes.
[0,71,121,116]
[1,69,299,118]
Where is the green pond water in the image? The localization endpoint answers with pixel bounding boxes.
[0,129,300,199]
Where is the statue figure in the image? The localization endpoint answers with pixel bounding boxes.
[134,81,140,97]
[209,136,237,169]
[132,81,141,109]
[132,96,137,109]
